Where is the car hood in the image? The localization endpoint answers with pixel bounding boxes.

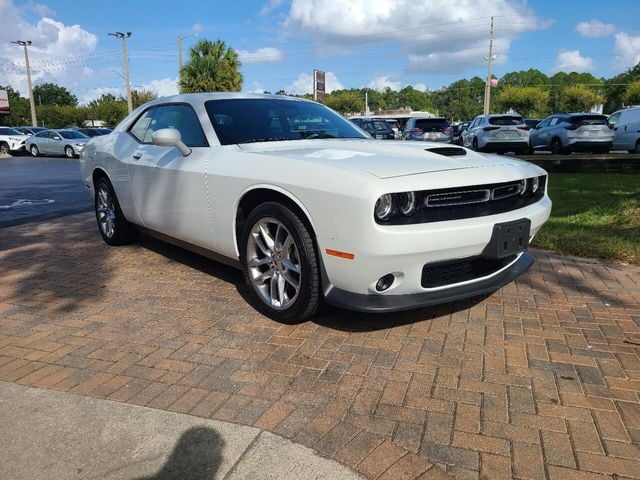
[238,139,522,179]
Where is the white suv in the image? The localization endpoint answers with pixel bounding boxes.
[462,114,530,154]
[0,127,29,154]
[608,107,640,153]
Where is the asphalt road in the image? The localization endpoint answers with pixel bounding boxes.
[0,156,92,228]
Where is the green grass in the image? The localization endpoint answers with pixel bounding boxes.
[533,173,640,264]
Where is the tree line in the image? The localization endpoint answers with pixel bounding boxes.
[2,38,640,128]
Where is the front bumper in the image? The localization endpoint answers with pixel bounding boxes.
[9,141,26,151]
[324,250,534,313]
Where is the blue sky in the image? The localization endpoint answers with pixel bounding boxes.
[1,0,639,103]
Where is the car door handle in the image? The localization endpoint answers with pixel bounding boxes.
[132,152,143,160]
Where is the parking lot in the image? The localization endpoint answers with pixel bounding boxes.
[1,209,639,479]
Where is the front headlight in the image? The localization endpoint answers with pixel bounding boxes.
[531,176,539,194]
[9,137,21,142]
[75,143,84,147]
[374,194,393,221]
[397,191,417,216]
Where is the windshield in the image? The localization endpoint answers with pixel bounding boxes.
[385,120,400,129]
[205,98,368,145]
[369,121,391,131]
[0,127,22,135]
[570,115,607,126]
[59,130,89,139]
[489,116,524,126]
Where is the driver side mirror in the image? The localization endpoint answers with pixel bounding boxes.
[53,136,61,140]
[152,128,191,156]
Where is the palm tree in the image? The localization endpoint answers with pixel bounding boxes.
[179,40,243,93]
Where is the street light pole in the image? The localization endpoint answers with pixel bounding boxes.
[109,32,133,114]
[483,16,495,115]
[11,40,37,127]
[177,33,197,72]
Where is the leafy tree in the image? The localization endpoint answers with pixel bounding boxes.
[324,90,363,114]
[604,63,640,112]
[432,77,484,121]
[623,79,640,105]
[32,82,77,106]
[549,72,603,112]
[396,86,433,112]
[38,105,85,128]
[494,86,549,117]
[179,39,242,93]
[500,69,549,87]
[557,85,604,113]
[86,94,128,126]
[0,85,30,126]
[132,89,157,109]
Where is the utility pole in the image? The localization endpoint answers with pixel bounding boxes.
[109,32,133,114]
[365,90,370,115]
[11,40,37,126]
[177,33,197,72]
[483,16,495,115]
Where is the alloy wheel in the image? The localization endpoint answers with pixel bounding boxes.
[96,184,116,239]
[0,143,8,154]
[31,145,39,156]
[246,217,302,310]
[65,146,74,158]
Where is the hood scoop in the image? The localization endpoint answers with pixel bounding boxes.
[425,147,467,156]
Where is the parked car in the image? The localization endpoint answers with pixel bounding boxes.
[26,129,90,158]
[402,117,452,143]
[607,107,640,153]
[13,126,47,136]
[452,121,470,145]
[382,118,401,139]
[348,117,395,139]
[0,127,29,154]
[529,113,613,154]
[462,114,530,154]
[75,127,113,137]
[80,93,550,321]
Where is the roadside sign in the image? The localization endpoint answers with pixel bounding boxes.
[313,69,325,102]
[0,89,9,115]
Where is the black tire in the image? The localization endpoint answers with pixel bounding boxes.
[551,137,566,155]
[240,202,320,323]
[472,137,479,151]
[0,142,9,155]
[64,146,75,158]
[94,176,138,246]
[30,145,39,157]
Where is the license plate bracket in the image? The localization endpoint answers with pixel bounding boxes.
[482,218,531,259]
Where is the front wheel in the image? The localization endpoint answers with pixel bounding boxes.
[65,146,75,158]
[551,138,565,155]
[94,177,138,246]
[241,202,320,322]
[0,142,9,155]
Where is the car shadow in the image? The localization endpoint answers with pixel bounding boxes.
[139,233,489,331]
[134,426,224,480]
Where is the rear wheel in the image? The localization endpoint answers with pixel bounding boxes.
[94,177,138,246]
[0,142,9,154]
[30,145,39,157]
[551,137,565,155]
[240,202,320,323]
[64,146,75,158]
[632,141,640,154]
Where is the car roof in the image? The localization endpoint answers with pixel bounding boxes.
[143,92,316,108]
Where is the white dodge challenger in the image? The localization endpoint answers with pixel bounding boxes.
[80,93,551,321]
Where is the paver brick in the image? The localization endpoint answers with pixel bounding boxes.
[2,215,640,480]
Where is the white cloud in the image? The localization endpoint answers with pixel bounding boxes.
[284,0,549,74]
[367,75,400,91]
[575,19,615,38]
[286,71,343,95]
[412,83,428,92]
[260,0,284,16]
[249,81,267,94]
[143,78,179,97]
[78,87,122,105]
[237,47,284,64]
[192,22,205,34]
[25,1,55,17]
[613,32,640,71]
[554,50,595,73]
[0,1,98,95]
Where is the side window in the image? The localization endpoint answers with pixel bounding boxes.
[538,118,550,129]
[607,112,621,126]
[145,104,208,147]
[129,109,156,143]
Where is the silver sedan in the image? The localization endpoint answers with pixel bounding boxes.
[26,129,90,158]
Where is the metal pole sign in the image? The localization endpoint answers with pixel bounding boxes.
[0,89,9,115]
[313,69,325,102]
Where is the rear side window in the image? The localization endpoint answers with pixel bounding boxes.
[569,115,607,126]
[488,116,523,126]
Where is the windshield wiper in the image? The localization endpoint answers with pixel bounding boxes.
[298,131,336,139]
[242,137,292,144]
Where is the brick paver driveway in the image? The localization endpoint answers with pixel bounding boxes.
[1,213,639,480]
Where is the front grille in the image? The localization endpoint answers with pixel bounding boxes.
[421,255,517,288]
[377,177,546,225]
